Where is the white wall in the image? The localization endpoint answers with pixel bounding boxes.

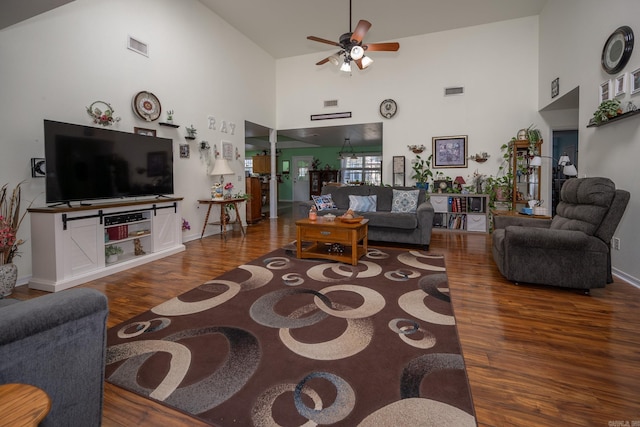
[0,0,276,283]
[539,0,640,285]
[276,17,543,189]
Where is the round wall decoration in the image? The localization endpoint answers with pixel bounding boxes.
[601,26,634,75]
[379,99,397,119]
[132,91,161,121]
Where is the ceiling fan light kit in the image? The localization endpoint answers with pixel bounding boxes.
[328,53,341,66]
[307,0,399,73]
[350,45,364,60]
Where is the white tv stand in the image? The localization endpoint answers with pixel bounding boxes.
[28,198,185,292]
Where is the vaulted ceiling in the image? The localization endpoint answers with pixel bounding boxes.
[197,0,547,59]
[3,0,548,150]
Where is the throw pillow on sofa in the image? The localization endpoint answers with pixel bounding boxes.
[348,195,377,212]
[312,194,337,211]
[391,189,420,213]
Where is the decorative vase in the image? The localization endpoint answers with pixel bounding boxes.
[0,263,18,297]
[106,254,118,264]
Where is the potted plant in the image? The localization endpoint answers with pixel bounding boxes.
[166,110,174,123]
[225,192,252,220]
[105,245,123,263]
[485,175,511,208]
[0,182,30,296]
[592,99,622,124]
[186,125,197,139]
[410,154,433,190]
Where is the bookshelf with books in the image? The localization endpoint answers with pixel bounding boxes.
[430,194,489,233]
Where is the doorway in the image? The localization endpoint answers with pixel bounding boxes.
[291,156,314,201]
[540,86,580,216]
[551,129,578,215]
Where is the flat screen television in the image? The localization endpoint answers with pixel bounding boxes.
[44,120,174,205]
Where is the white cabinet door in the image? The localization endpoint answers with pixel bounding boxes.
[63,217,102,277]
[152,206,180,252]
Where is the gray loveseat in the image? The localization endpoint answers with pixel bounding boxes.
[492,177,630,292]
[298,185,435,250]
[0,288,109,426]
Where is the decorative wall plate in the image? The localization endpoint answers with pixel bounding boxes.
[132,91,161,121]
[379,99,397,119]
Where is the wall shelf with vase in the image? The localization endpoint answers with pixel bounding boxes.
[469,153,490,163]
[407,144,425,154]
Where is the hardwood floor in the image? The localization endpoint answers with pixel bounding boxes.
[13,204,640,426]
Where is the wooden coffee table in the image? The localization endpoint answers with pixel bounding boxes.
[296,217,369,266]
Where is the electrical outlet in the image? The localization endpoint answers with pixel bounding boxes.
[613,237,621,250]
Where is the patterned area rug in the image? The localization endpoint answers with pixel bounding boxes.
[105,246,476,426]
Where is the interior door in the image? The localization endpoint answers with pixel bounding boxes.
[292,156,314,201]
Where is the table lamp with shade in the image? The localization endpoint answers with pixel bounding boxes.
[210,158,234,199]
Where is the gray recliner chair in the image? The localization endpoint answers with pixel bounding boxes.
[492,177,630,292]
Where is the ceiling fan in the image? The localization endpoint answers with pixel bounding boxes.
[307,0,400,72]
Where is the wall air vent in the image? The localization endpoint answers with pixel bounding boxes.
[324,99,339,108]
[444,86,464,96]
[127,36,149,57]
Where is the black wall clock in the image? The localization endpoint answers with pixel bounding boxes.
[601,26,634,75]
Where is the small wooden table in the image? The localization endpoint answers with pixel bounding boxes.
[296,217,369,266]
[0,383,51,426]
[198,198,246,239]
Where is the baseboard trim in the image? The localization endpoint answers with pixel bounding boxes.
[612,268,640,289]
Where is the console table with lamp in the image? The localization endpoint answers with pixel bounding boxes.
[200,157,245,239]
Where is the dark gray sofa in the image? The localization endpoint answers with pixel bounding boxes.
[492,177,629,292]
[0,288,109,426]
[298,185,435,249]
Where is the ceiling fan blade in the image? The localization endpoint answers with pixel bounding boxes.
[315,51,343,66]
[307,36,341,47]
[351,20,371,43]
[363,42,400,52]
[354,58,364,69]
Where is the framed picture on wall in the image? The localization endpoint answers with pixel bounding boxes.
[134,127,156,137]
[432,135,468,168]
[551,77,559,98]
[631,68,640,95]
[615,73,627,96]
[179,144,190,159]
[599,80,612,103]
[392,156,405,186]
[222,141,233,160]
